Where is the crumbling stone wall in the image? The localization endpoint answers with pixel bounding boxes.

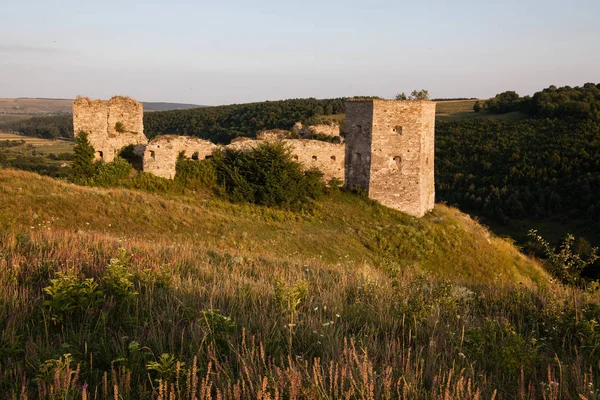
[143,135,217,179]
[293,122,340,139]
[345,99,436,217]
[283,139,344,183]
[73,96,147,162]
[306,123,340,137]
[224,138,345,183]
[256,129,292,140]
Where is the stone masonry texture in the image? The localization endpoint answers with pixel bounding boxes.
[143,135,217,179]
[344,99,436,217]
[73,96,147,162]
[226,138,345,183]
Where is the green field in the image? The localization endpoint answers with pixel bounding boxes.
[0,132,74,153]
[434,99,528,122]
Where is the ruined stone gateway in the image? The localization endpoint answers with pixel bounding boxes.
[344,99,436,217]
[72,96,147,162]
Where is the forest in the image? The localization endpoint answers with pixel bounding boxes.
[0,114,73,140]
[435,118,600,230]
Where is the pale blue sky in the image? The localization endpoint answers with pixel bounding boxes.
[1,0,598,105]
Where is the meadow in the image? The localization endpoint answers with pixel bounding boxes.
[0,169,599,399]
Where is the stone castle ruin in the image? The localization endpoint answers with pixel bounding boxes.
[73,96,147,162]
[143,136,217,179]
[293,122,341,139]
[345,99,435,217]
[227,138,345,183]
[72,96,435,217]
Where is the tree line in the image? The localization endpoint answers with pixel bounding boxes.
[476,83,600,120]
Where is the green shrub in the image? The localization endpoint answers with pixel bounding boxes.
[69,131,95,184]
[146,353,184,383]
[92,157,133,187]
[102,248,137,302]
[127,171,174,193]
[174,157,217,191]
[212,141,326,209]
[528,230,599,286]
[463,319,539,376]
[199,309,235,352]
[43,272,103,325]
[114,121,126,133]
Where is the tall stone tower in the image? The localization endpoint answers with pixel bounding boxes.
[344,99,436,217]
[73,96,147,162]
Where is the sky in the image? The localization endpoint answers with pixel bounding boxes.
[1,0,599,105]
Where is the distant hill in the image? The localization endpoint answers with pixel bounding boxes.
[142,101,205,111]
[0,97,204,115]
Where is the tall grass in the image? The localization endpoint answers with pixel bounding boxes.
[1,169,599,398]
[0,228,599,399]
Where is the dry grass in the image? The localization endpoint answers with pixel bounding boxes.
[0,227,598,399]
[1,170,599,399]
[0,169,545,286]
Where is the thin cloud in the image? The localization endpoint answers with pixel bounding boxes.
[0,44,76,55]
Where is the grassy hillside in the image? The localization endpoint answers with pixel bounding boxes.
[0,169,543,286]
[2,170,600,398]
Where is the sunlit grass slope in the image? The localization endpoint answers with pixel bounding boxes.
[3,169,600,399]
[0,169,545,287]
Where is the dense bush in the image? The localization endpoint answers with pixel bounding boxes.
[213,141,326,209]
[484,90,530,114]
[0,153,69,178]
[173,155,217,189]
[529,83,600,120]
[91,157,133,187]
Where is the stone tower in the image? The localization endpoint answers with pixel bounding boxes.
[344,99,436,217]
[73,96,147,162]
